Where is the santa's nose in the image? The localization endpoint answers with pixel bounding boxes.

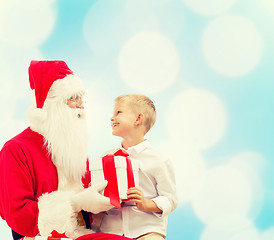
[77,103,84,109]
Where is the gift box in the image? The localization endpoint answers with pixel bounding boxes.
[90,150,139,208]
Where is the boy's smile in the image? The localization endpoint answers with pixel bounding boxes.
[111,122,119,128]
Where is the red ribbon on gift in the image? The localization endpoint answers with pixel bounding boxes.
[102,149,135,209]
[81,159,91,189]
[114,150,135,201]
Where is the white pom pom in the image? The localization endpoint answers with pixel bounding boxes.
[26,107,47,134]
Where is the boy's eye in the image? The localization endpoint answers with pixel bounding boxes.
[117,111,122,114]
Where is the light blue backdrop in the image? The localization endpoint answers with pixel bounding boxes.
[0,0,273,239]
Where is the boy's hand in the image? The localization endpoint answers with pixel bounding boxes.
[127,187,162,213]
[127,187,147,211]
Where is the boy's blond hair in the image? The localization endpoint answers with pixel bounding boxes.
[115,94,156,134]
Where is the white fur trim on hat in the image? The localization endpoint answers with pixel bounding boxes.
[48,74,85,100]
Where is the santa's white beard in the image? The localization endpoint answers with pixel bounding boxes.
[41,102,88,185]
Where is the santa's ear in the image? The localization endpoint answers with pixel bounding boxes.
[135,113,144,126]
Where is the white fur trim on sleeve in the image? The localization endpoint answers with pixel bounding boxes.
[37,190,77,237]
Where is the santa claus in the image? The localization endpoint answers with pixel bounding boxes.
[0,61,132,240]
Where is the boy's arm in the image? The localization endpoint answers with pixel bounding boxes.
[127,158,178,215]
[150,158,178,217]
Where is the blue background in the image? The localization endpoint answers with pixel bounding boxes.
[0,0,273,239]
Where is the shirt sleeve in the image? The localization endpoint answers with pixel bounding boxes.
[151,158,178,218]
[0,142,39,237]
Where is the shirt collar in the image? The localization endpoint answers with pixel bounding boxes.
[119,140,150,154]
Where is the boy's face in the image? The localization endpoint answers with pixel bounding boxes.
[111,101,137,137]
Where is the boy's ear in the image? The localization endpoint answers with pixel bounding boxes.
[135,113,144,126]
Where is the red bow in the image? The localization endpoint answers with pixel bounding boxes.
[102,149,135,209]
[49,230,69,238]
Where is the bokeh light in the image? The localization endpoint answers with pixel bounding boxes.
[202,15,263,77]
[124,0,185,39]
[230,227,260,240]
[166,88,227,150]
[228,152,265,219]
[182,0,236,15]
[192,165,252,224]
[118,32,180,93]
[0,0,56,46]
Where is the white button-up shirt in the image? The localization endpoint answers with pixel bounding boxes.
[100,140,178,238]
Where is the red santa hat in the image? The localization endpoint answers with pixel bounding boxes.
[27,60,85,127]
[28,60,84,108]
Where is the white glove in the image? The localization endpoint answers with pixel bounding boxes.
[71,180,113,214]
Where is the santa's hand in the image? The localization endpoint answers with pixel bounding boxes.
[71,180,113,214]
